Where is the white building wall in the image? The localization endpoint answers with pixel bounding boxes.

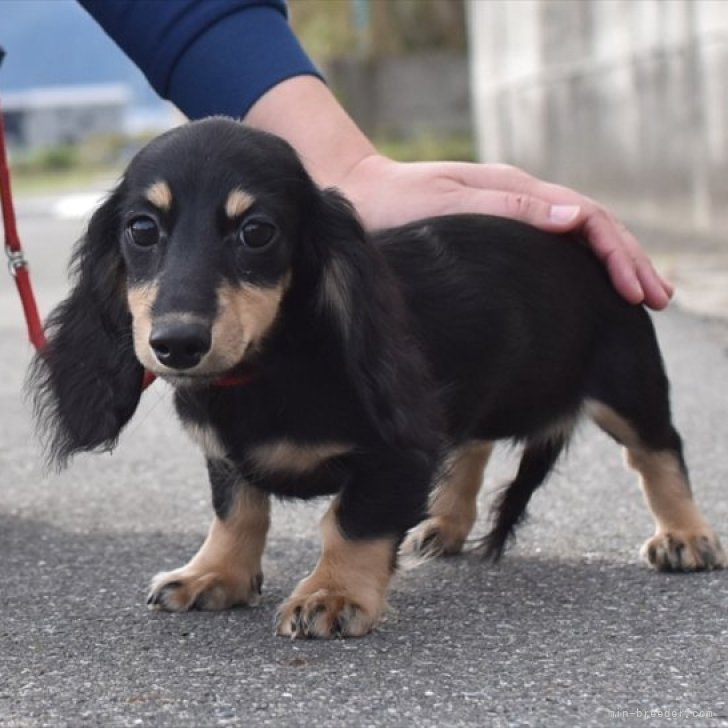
[468,0,728,234]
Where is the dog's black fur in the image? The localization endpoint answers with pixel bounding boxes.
[28,118,723,637]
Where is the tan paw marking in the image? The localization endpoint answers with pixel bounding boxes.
[641,529,726,572]
[275,589,376,639]
[147,568,262,611]
[274,499,394,639]
[401,516,469,558]
[147,484,270,612]
[641,530,728,571]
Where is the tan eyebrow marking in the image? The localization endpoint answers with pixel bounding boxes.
[145,181,173,211]
[225,189,255,219]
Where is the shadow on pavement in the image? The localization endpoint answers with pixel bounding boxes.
[2,512,726,727]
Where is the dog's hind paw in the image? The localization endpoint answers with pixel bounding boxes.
[641,529,726,572]
[400,516,469,559]
[146,567,263,611]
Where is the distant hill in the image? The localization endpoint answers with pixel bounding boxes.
[0,0,163,108]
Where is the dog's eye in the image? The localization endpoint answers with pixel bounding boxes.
[239,220,276,250]
[128,216,160,247]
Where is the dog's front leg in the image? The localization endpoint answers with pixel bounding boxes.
[275,498,396,639]
[147,459,270,611]
[275,451,432,639]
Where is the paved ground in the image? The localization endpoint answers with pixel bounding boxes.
[1,200,727,727]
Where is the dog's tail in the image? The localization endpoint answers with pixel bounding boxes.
[480,434,567,560]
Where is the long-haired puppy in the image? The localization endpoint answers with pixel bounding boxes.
[29,118,725,639]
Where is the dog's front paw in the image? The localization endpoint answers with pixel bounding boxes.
[147,567,263,611]
[275,589,379,639]
[641,529,726,572]
[401,516,468,559]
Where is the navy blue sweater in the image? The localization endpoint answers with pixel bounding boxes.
[79,0,322,119]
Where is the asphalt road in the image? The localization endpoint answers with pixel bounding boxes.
[1,202,727,727]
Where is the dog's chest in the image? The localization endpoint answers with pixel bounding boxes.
[182,419,350,465]
[175,387,359,497]
[182,420,228,460]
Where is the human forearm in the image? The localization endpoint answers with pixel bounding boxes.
[244,75,376,190]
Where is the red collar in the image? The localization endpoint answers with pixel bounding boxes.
[211,370,255,388]
[142,369,254,391]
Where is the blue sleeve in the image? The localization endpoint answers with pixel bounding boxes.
[78,0,323,119]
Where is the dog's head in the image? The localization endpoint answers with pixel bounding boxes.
[119,120,310,385]
[30,118,436,466]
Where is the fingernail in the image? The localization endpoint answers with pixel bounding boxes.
[627,275,644,302]
[549,204,580,224]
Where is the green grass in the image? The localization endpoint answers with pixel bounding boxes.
[9,165,123,196]
[374,132,476,163]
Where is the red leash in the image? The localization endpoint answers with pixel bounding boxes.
[0,100,46,353]
[1,98,249,392]
[0,99,160,389]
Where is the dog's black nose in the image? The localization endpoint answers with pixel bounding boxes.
[149,322,211,370]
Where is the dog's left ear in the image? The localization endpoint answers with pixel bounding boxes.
[27,184,144,467]
[306,189,440,453]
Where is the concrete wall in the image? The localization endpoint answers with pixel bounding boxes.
[468,0,728,236]
[326,52,472,139]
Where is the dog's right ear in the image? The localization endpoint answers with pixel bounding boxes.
[304,188,442,456]
[27,183,144,468]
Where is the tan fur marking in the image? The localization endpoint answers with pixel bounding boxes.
[430,441,493,518]
[587,400,725,570]
[277,500,395,638]
[250,440,353,475]
[585,400,642,449]
[627,450,708,533]
[212,277,290,366]
[148,485,270,611]
[145,181,173,211]
[129,278,289,379]
[586,400,699,529]
[402,441,493,557]
[183,422,227,459]
[127,282,159,371]
[225,188,255,219]
[321,256,351,330]
[628,447,725,569]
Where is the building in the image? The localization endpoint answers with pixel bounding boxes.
[1,83,130,149]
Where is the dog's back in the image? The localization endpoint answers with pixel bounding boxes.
[378,214,655,439]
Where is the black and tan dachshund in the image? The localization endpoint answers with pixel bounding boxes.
[29,118,725,638]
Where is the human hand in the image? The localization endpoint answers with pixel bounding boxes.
[339,154,673,310]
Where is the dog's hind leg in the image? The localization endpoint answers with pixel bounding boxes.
[147,459,270,611]
[586,400,725,571]
[401,440,494,558]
